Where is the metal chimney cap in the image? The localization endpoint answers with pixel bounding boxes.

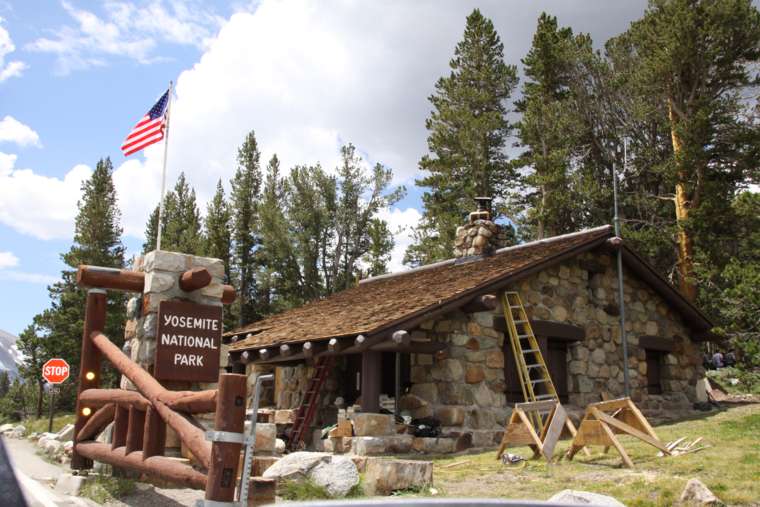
[474,196,492,212]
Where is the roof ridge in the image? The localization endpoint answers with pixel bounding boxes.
[359,224,613,285]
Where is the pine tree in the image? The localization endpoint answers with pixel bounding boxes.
[142,173,203,255]
[363,219,394,277]
[230,131,263,326]
[514,13,587,238]
[609,0,760,301]
[204,179,235,328]
[36,158,126,408]
[407,9,519,265]
[16,322,46,417]
[0,371,9,398]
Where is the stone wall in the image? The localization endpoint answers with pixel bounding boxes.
[403,249,702,432]
[402,311,509,449]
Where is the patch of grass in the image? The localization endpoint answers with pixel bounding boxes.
[707,367,760,395]
[80,475,136,504]
[346,476,365,498]
[429,404,760,506]
[22,413,76,435]
[279,479,331,501]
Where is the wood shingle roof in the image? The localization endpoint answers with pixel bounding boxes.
[228,225,634,351]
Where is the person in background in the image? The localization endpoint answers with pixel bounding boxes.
[703,352,713,370]
[712,350,724,369]
[724,349,737,368]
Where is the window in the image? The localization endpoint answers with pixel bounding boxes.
[645,350,663,394]
[380,352,411,398]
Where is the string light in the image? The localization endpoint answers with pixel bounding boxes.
[85,371,95,381]
[81,407,92,416]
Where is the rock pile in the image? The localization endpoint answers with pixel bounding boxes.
[0,423,26,439]
[263,452,360,498]
[31,423,75,465]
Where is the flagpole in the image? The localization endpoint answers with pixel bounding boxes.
[156,81,173,252]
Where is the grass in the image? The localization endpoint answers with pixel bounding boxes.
[707,367,760,395]
[79,475,137,504]
[21,413,76,435]
[419,403,760,506]
[279,475,365,500]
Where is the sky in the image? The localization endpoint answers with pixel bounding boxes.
[0,0,650,336]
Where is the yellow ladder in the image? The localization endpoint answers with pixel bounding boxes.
[500,291,558,431]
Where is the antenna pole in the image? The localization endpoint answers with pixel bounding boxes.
[614,144,630,397]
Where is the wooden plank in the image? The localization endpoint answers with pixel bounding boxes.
[541,404,566,459]
[575,420,614,447]
[625,399,662,442]
[596,418,634,468]
[516,409,544,451]
[588,398,632,412]
[593,408,669,453]
[515,400,558,413]
[496,412,520,459]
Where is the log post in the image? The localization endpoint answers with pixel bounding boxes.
[328,338,342,353]
[361,350,381,413]
[125,407,146,454]
[391,330,410,346]
[179,267,213,292]
[112,405,129,449]
[205,373,247,503]
[142,407,167,459]
[279,344,292,357]
[72,288,107,469]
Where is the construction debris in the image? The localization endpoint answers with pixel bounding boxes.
[658,437,709,457]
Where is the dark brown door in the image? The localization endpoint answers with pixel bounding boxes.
[547,340,569,403]
[343,354,362,406]
[503,337,523,402]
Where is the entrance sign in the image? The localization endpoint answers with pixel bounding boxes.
[154,300,223,382]
[43,358,70,384]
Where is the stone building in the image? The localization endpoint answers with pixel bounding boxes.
[226,211,714,455]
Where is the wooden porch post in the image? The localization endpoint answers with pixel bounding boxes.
[361,350,381,413]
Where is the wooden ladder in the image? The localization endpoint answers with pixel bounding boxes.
[501,291,558,432]
[288,356,334,451]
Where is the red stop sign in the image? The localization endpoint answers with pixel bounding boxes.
[43,358,70,384]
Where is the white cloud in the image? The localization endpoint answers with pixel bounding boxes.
[27,1,225,73]
[0,250,19,269]
[0,116,41,147]
[0,151,91,239]
[0,270,59,284]
[377,206,423,272]
[0,17,27,82]
[0,251,57,284]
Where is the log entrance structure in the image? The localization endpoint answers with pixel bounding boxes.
[566,397,671,468]
[72,264,275,505]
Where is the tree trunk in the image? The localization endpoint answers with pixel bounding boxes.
[668,99,697,302]
[36,380,44,418]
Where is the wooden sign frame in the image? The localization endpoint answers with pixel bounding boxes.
[566,397,670,468]
[496,400,583,462]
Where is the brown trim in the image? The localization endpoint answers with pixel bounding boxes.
[639,335,674,353]
[531,320,585,342]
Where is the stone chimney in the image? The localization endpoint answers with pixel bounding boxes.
[453,197,510,259]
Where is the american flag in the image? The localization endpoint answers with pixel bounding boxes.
[121,88,170,156]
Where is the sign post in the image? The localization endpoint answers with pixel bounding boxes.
[43,358,70,432]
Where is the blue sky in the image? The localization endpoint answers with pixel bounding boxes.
[0,0,649,336]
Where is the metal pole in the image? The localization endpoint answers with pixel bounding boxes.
[239,373,273,506]
[613,156,630,398]
[47,386,55,433]
[156,81,174,252]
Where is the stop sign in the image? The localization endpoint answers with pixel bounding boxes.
[42,358,70,384]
